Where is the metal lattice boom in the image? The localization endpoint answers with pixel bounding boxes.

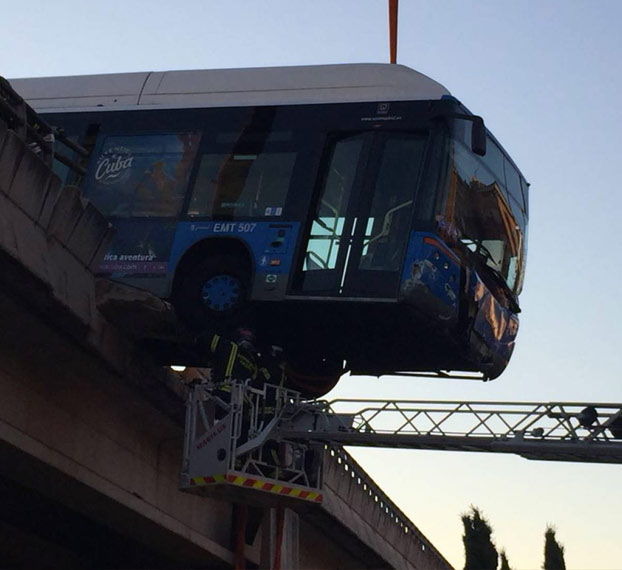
[278,400,622,464]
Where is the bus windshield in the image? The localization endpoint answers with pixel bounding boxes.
[445,137,528,295]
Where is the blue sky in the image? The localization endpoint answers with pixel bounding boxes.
[3,1,622,567]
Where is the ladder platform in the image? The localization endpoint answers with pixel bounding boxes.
[181,470,323,509]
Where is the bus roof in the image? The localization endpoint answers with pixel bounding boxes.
[10,64,451,111]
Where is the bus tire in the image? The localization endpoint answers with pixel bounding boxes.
[174,255,250,331]
[284,353,345,398]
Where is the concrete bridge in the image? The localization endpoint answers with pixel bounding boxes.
[0,97,452,569]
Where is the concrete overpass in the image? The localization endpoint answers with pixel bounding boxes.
[0,97,452,568]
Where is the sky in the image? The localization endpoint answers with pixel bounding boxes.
[2,0,622,568]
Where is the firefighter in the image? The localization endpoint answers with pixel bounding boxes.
[191,326,293,479]
[193,326,271,387]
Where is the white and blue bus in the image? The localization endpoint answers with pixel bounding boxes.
[13,64,528,393]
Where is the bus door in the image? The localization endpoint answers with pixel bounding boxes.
[294,131,427,299]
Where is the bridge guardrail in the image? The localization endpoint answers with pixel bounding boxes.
[0,76,87,176]
[325,446,452,569]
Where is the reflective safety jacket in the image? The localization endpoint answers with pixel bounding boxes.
[196,331,271,386]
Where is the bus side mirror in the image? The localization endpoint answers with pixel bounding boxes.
[471,117,486,156]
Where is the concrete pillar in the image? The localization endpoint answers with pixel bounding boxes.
[260,507,299,570]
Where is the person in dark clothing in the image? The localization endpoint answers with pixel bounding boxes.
[193,326,271,387]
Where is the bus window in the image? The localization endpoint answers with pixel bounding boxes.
[481,138,506,188]
[521,177,530,215]
[449,141,526,293]
[85,133,200,218]
[303,134,364,271]
[188,150,296,218]
[359,135,425,271]
[504,158,525,210]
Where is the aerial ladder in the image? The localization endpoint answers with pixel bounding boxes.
[180,376,622,507]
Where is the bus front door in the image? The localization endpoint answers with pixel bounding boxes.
[295,132,427,300]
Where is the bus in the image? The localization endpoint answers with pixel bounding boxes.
[11,64,529,394]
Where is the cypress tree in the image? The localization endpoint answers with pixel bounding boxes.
[499,549,512,570]
[543,526,566,570]
[461,506,498,570]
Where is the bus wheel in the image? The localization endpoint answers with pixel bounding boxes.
[284,354,345,398]
[174,255,249,330]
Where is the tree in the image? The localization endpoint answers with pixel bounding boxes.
[543,526,566,570]
[461,506,498,570]
[499,549,512,570]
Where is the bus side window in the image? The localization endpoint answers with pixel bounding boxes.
[187,154,224,216]
[188,149,296,219]
[504,158,526,213]
[85,132,199,218]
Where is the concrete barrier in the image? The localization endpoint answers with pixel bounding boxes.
[0,117,114,329]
